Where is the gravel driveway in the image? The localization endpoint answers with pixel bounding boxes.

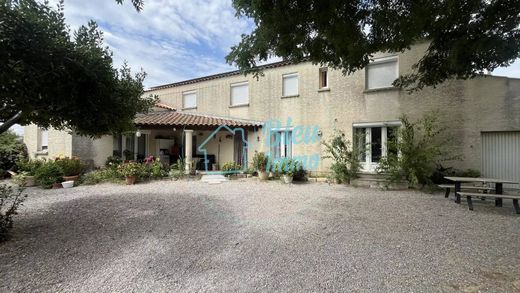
[1,179,519,292]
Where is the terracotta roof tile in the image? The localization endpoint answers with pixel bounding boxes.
[135,111,263,128]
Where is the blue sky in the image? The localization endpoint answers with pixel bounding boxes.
[8,0,520,135]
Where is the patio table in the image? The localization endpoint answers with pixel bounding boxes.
[444,176,519,206]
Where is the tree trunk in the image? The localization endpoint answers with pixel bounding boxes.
[0,111,22,135]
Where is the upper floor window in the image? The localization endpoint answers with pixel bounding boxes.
[319,67,328,89]
[282,73,299,97]
[38,128,48,151]
[366,57,398,90]
[230,82,249,106]
[182,91,197,109]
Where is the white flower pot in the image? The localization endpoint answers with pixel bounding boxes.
[61,180,74,188]
[282,175,293,184]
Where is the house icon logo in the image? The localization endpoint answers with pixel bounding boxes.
[198,124,249,174]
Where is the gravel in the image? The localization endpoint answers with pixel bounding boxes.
[1,179,520,292]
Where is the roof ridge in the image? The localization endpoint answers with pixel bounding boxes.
[145,59,304,91]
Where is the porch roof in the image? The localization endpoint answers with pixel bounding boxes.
[134,111,263,128]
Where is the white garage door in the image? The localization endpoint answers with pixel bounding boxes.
[481,131,520,187]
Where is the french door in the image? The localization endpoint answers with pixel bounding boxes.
[355,125,398,173]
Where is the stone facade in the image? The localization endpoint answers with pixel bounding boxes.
[23,42,520,174]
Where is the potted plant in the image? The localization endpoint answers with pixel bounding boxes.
[118,162,144,185]
[35,160,64,189]
[252,152,269,180]
[277,159,300,184]
[15,159,43,187]
[55,157,87,182]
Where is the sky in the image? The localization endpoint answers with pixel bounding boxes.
[8,0,520,135]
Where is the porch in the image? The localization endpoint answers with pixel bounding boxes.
[114,110,262,173]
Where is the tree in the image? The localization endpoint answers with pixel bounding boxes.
[115,0,144,11]
[226,0,520,90]
[0,130,27,177]
[0,0,157,136]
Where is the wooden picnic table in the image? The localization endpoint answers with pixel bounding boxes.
[444,176,519,206]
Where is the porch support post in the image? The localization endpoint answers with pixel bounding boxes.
[184,129,194,174]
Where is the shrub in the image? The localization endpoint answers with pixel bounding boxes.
[170,158,185,171]
[377,112,452,187]
[146,158,168,179]
[273,158,301,176]
[118,162,146,178]
[0,184,26,242]
[80,168,123,185]
[322,130,362,184]
[35,160,64,188]
[252,151,268,172]
[105,155,122,168]
[55,157,87,176]
[221,162,241,172]
[16,159,44,176]
[0,130,27,178]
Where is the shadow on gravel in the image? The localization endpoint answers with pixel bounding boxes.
[0,191,237,292]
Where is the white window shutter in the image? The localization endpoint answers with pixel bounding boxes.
[283,74,299,96]
[230,83,249,105]
[366,59,398,89]
[183,92,197,108]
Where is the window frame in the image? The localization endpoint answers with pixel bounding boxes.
[38,128,48,151]
[282,72,299,97]
[269,128,293,158]
[365,56,399,90]
[230,81,249,107]
[182,90,197,109]
[319,67,328,89]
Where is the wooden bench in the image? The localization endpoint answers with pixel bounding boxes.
[438,184,495,198]
[457,192,520,214]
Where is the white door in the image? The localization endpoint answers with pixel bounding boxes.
[481,131,520,187]
[355,126,398,173]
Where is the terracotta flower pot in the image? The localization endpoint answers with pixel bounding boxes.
[63,175,80,182]
[258,171,269,180]
[125,176,137,185]
[52,182,63,189]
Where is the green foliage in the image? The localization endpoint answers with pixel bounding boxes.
[0,184,26,242]
[377,112,450,187]
[168,159,186,180]
[146,159,168,179]
[80,168,123,185]
[34,160,64,189]
[55,157,87,176]
[0,0,157,135]
[273,158,301,176]
[322,130,361,184]
[227,0,520,90]
[105,156,122,168]
[114,0,144,11]
[118,162,146,178]
[16,158,44,176]
[0,130,27,177]
[221,162,241,172]
[252,151,268,172]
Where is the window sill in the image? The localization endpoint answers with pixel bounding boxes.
[318,88,330,92]
[35,150,48,156]
[281,94,300,99]
[363,87,400,94]
[182,107,197,110]
[229,103,249,108]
